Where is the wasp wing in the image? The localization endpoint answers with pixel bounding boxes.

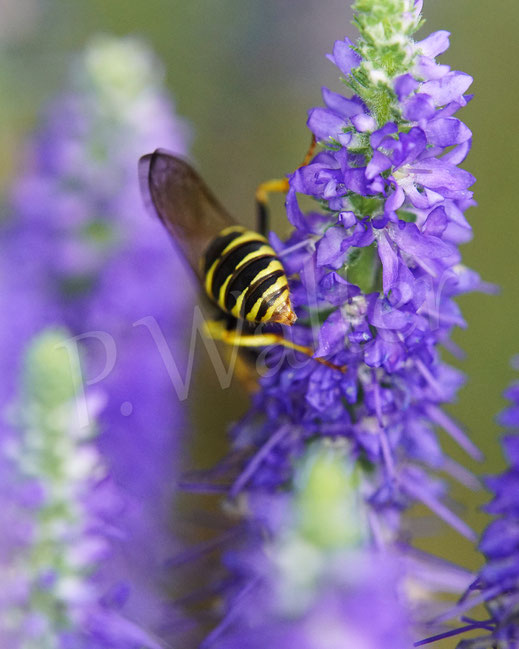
[139,149,236,279]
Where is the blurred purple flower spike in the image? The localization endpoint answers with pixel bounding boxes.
[443,369,519,649]
[206,551,413,649]
[0,329,169,649]
[203,445,414,649]
[1,35,193,646]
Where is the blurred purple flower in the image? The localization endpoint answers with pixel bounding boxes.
[0,35,193,645]
[207,548,412,649]
[0,329,168,649]
[443,368,519,649]
[203,445,413,649]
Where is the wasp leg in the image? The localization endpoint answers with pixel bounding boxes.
[255,178,287,237]
[205,319,346,373]
[299,134,318,168]
[255,135,317,236]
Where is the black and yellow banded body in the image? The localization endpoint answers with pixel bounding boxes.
[138,150,297,327]
[202,225,294,325]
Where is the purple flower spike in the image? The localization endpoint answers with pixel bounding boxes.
[0,35,192,648]
[198,2,489,648]
[424,369,519,648]
[204,447,413,649]
[219,0,484,559]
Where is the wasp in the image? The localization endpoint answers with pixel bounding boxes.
[138,142,344,372]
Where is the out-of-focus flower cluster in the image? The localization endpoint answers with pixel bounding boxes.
[204,443,413,649]
[450,364,519,648]
[0,35,192,647]
[0,330,161,649]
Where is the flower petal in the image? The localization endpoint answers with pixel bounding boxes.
[326,38,361,76]
[414,55,450,81]
[403,94,436,121]
[423,206,448,237]
[307,107,347,141]
[385,183,405,212]
[370,122,398,149]
[502,435,519,465]
[420,72,473,107]
[409,158,475,193]
[338,211,356,228]
[351,113,376,133]
[292,161,340,196]
[441,139,471,165]
[316,225,349,269]
[366,150,392,180]
[403,181,444,209]
[416,30,451,58]
[285,185,307,231]
[368,296,412,330]
[425,117,472,147]
[343,168,379,195]
[314,309,349,357]
[322,87,365,118]
[377,232,399,294]
[398,127,428,166]
[394,74,419,100]
[320,272,360,306]
[364,337,406,371]
[390,221,455,259]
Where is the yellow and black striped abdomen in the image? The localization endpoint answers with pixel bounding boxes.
[201,226,297,326]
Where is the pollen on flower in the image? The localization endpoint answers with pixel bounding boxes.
[392,165,410,181]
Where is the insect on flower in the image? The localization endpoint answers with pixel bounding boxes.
[138,146,345,371]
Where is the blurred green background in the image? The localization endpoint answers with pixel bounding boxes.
[1,0,518,641]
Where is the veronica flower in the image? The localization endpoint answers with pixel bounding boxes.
[413,364,519,648]
[223,0,490,545]
[1,35,192,643]
[0,329,164,648]
[424,362,519,649]
[197,2,484,643]
[202,443,413,649]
